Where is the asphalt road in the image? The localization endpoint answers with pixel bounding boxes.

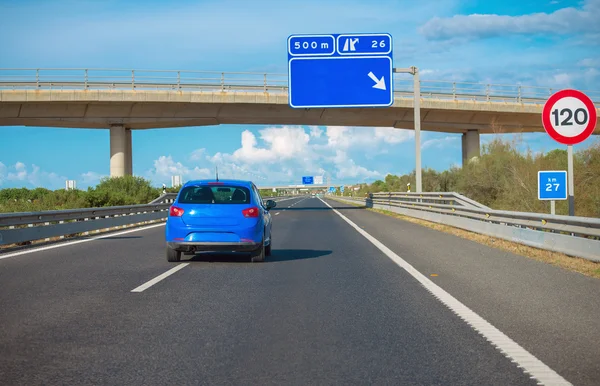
[0,196,597,385]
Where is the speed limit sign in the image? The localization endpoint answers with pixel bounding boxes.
[542,89,597,145]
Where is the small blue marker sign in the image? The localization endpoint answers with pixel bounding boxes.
[538,171,567,200]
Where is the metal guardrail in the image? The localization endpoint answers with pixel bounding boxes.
[331,192,600,262]
[1,68,599,106]
[0,203,171,246]
[0,193,290,248]
[149,192,178,204]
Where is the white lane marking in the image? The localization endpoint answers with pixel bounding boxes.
[318,198,571,386]
[275,212,280,215]
[273,197,296,203]
[0,223,166,260]
[131,263,190,293]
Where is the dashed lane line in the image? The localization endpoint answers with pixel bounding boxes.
[131,263,190,292]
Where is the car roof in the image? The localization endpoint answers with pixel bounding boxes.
[182,179,254,188]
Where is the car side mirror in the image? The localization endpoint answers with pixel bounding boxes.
[265,200,277,210]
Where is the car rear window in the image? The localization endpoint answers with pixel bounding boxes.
[178,185,251,204]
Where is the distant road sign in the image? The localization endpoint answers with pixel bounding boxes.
[538,171,567,200]
[340,186,345,192]
[314,175,324,184]
[302,176,314,185]
[287,33,393,108]
[542,89,597,145]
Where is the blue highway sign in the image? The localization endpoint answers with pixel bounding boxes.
[336,33,392,55]
[302,176,314,185]
[287,33,393,108]
[288,35,335,56]
[538,171,567,200]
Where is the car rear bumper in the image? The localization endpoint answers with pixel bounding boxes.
[167,241,260,253]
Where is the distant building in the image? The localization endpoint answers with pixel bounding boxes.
[65,180,77,190]
[171,175,183,188]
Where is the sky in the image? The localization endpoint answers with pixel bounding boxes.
[0,0,599,190]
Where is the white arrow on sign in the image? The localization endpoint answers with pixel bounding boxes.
[367,72,386,90]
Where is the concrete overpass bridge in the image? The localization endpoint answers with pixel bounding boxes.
[1,68,599,177]
[258,184,344,192]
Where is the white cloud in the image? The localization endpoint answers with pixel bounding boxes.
[422,136,460,150]
[420,0,600,40]
[9,162,28,181]
[533,67,600,89]
[0,0,459,67]
[331,150,382,180]
[325,126,414,150]
[309,126,323,138]
[0,162,6,185]
[0,162,66,189]
[147,155,211,183]
[81,171,106,185]
[189,148,207,161]
[144,125,398,186]
[579,58,600,67]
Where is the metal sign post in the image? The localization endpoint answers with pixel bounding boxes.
[394,66,421,193]
[541,89,597,216]
[538,170,567,214]
[567,145,575,216]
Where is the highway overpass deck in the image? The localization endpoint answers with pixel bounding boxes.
[0,196,598,385]
[1,68,599,133]
[2,68,598,177]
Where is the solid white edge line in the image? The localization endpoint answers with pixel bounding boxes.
[131,263,190,292]
[318,197,571,386]
[0,222,166,260]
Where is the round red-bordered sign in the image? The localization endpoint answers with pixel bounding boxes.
[542,89,597,145]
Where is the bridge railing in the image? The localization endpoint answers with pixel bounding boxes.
[0,193,288,249]
[330,192,600,262]
[1,68,598,105]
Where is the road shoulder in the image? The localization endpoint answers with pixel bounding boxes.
[324,197,600,386]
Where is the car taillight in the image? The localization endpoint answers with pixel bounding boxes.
[242,207,259,218]
[169,206,184,217]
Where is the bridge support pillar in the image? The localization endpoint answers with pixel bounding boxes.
[109,125,133,177]
[462,130,480,166]
[125,128,132,175]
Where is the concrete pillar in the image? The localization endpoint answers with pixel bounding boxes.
[125,128,132,175]
[110,125,132,177]
[462,130,480,166]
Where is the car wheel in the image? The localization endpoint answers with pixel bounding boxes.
[167,246,181,262]
[251,239,265,263]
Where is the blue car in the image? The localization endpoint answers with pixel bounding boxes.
[165,179,276,263]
